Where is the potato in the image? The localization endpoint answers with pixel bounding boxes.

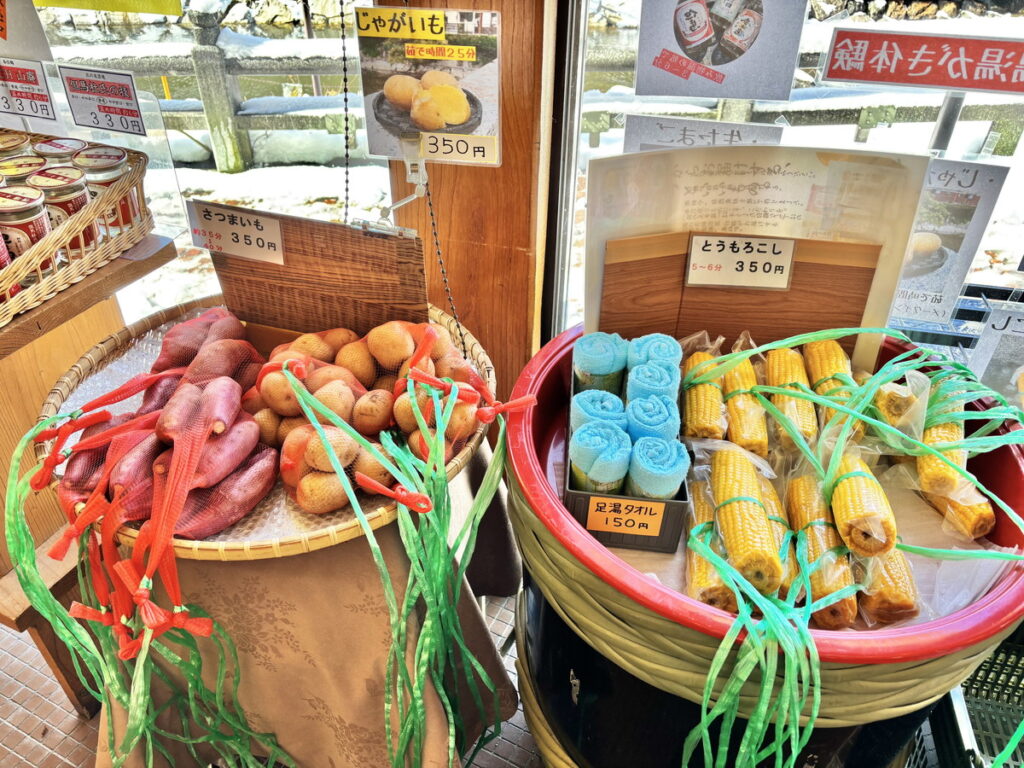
[306,364,363,395]
[374,374,399,393]
[393,389,435,434]
[408,428,454,464]
[353,443,393,487]
[446,400,479,442]
[411,86,470,130]
[260,371,303,417]
[320,328,359,354]
[335,340,377,388]
[353,390,395,435]
[435,353,474,383]
[277,416,309,445]
[314,380,355,423]
[410,94,445,131]
[398,355,435,381]
[420,70,459,89]
[270,349,309,365]
[241,387,268,415]
[305,425,360,471]
[280,424,317,487]
[383,74,421,110]
[253,408,282,446]
[289,333,334,362]
[297,471,350,515]
[429,325,456,361]
[366,321,415,369]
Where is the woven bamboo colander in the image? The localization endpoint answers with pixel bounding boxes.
[505,325,1024,729]
[0,128,153,329]
[37,296,496,562]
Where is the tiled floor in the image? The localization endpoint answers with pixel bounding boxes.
[0,596,541,768]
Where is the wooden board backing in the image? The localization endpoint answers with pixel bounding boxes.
[600,231,882,353]
[212,215,429,337]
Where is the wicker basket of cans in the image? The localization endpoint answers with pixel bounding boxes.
[0,129,154,329]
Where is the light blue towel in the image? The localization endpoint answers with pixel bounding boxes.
[626,438,690,499]
[573,332,628,377]
[627,333,682,370]
[568,421,632,486]
[626,395,680,442]
[570,390,627,433]
[626,361,680,402]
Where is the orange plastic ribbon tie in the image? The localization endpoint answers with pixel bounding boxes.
[70,410,161,453]
[79,367,185,413]
[408,369,479,403]
[170,609,214,637]
[408,326,440,370]
[31,410,114,490]
[69,602,114,626]
[476,395,538,424]
[466,369,497,406]
[355,472,432,514]
[256,358,310,391]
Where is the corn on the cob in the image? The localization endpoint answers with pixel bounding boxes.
[710,447,782,594]
[874,383,918,427]
[683,352,726,439]
[923,491,996,540]
[686,481,738,613]
[765,348,818,451]
[759,476,798,600]
[723,358,768,458]
[785,475,857,630]
[859,549,919,624]
[918,420,965,496]
[803,340,862,440]
[831,455,897,556]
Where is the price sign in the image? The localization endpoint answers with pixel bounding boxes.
[687,234,795,290]
[187,200,284,265]
[420,132,498,165]
[0,58,55,121]
[585,497,665,537]
[57,65,146,136]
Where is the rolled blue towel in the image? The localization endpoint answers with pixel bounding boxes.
[626,361,680,402]
[570,390,627,433]
[627,333,682,370]
[573,332,628,393]
[568,421,632,493]
[626,395,680,442]
[625,438,690,499]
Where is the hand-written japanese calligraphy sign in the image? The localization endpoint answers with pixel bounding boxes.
[186,200,284,266]
[823,28,1024,95]
[687,233,795,290]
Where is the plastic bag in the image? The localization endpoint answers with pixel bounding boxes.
[722,331,769,460]
[680,331,728,441]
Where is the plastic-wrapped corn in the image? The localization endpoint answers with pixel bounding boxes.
[859,550,919,625]
[831,455,897,556]
[724,358,768,459]
[683,352,726,440]
[918,420,965,496]
[785,475,857,630]
[803,340,862,440]
[923,490,996,541]
[760,476,798,600]
[686,481,738,614]
[874,383,918,427]
[710,447,781,595]
[765,348,818,451]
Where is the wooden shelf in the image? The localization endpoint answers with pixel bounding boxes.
[0,234,177,361]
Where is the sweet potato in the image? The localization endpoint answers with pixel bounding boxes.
[353,390,395,435]
[193,412,260,488]
[109,433,163,494]
[203,314,245,347]
[304,426,360,471]
[62,412,136,490]
[241,387,268,415]
[184,339,264,390]
[335,341,377,389]
[296,471,350,515]
[155,383,202,442]
[150,308,231,372]
[198,376,243,435]
[119,476,155,522]
[280,424,317,487]
[138,374,181,415]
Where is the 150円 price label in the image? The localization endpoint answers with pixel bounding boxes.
[687,234,795,290]
[420,132,499,166]
[585,497,665,537]
[187,200,284,265]
[57,65,146,136]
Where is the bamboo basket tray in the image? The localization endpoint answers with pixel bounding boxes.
[0,128,153,329]
[37,296,496,562]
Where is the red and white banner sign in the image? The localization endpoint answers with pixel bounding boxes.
[823,28,1024,95]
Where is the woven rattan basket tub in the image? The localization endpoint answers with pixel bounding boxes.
[37,296,496,562]
[0,129,153,329]
[506,325,1024,729]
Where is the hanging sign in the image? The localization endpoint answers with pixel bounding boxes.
[624,114,782,153]
[0,58,56,121]
[187,200,284,266]
[890,160,1008,325]
[823,29,1024,95]
[356,8,501,167]
[686,233,795,290]
[634,0,805,101]
[31,0,183,14]
[57,65,146,136]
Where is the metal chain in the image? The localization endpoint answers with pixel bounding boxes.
[340,0,351,222]
[425,183,467,357]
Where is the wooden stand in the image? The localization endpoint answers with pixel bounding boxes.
[0,235,177,717]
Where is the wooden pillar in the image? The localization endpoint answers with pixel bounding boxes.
[386,0,557,399]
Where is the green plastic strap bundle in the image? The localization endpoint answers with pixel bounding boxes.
[6,416,293,768]
[283,367,504,768]
[680,326,1024,768]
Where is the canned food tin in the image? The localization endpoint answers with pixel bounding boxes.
[32,137,89,167]
[27,166,98,253]
[72,145,139,228]
[0,133,31,159]
[0,234,22,303]
[0,186,52,261]
[0,155,48,185]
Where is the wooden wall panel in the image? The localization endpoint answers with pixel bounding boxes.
[385,0,556,398]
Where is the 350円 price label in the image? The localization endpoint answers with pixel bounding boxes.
[57,65,146,136]
[0,58,55,121]
[187,200,284,265]
[420,132,499,166]
[686,234,795,290]
[585,497,665,537]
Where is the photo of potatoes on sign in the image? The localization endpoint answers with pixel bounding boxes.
[356,9,501,166]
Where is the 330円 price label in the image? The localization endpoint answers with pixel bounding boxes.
[187,200,284,265]
[686,234,795,290]
[0,58,56,121]
[420,132,499,165]
[57,65,146,136]
[585,497,665,537]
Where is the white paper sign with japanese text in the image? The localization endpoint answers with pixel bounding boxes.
[624,114,782,153]
[0,57,55,121]
[187,200,283,265]
[57,64,146,136]
[687,234,794,290]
